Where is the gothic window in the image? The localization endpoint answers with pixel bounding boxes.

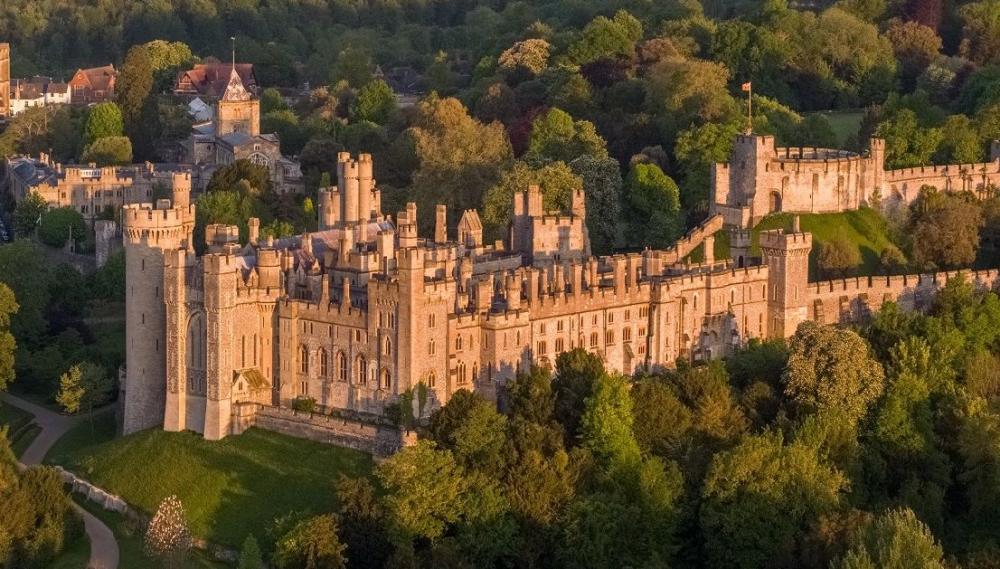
[300,345,309,374]
[319,349,328,377]
[605,330,614,345]
[623,328,632,342]
[356,356,367,385]
[429,339,435,355]
[538,341,547,356]
[458,362,467,384]
[383,337,391,356]
[427,371,436,388]
[456,335,463,351]
[249,152,269,168]
[337,352,348,382]
[555,338,565,353]
[428,314,435,328]
[186,313,206,395]
[590,332,598,348]
[380,368,391,389]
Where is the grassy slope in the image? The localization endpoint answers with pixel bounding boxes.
[49,416,374,547]
[0,402,40,458]
[805,109,865,147]
[752,209,899,279]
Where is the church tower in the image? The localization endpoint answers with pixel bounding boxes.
[216,67,259,137]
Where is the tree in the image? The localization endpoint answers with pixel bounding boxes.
[569,155,622,255]
[206,160,272,196]
[623,162,683,248]
[553,349,607,441]
[330,48,373,88]
[81,136,134,166]
[818,233,862,277]
[875,109,943,169]
[83,102,124,144]
[525,108,607,163]
[238,535,265,569]
[498,39,551,77]
[832,508,944,569]
[482,160,583,239]
[701,432,847,569]
[55,365,84,414]
[566,10,643,65]
[784,322,885,421]
[674,121,741,210]
[37,207,86,248]
[506,366,556,425]
[12,191,47,238]
[273,514,347,569]
[426,389,508,472]
[0,284,17,391]
[117,43,155,152]
[958,0,1000,66]
[934,114,983,164]
[335,477,391,569]
[631,379,692,458]
[145,495,193,568]
[351,79,396,125]
[377,440,467,542]
[886,20,942,89]
[407,96,512,232]
[907,187,983,269]
[580,372,641,468]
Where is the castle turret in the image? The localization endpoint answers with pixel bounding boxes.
[760,216,812,339]
[122,200,196,435]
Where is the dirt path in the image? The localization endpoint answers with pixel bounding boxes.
[1,392,120,569]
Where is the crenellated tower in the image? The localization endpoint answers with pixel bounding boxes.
[122,199,196,434]
[760,216,812,339]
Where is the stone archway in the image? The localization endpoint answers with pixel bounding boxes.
[769,191,782,213]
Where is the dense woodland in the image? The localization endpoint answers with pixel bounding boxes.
[1,0,1000,567]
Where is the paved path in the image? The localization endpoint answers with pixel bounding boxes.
[1,392,120,569]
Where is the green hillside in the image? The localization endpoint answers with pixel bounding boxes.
[752,209,899,279]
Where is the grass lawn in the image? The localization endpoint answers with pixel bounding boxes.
[49,422,375,548]
[0,402,40,458]
[75,498,230,568]
[47,529,90,569]
[805,109,865,147]
[752,209,899,278]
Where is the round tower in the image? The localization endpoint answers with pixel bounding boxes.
[121,200,196,435]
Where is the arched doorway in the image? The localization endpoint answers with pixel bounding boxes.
[769,191,782,213]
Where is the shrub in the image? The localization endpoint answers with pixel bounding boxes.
[292,397,317,414]
[37,207,87,248]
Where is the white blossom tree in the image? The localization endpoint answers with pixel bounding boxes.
[145,495,193,568]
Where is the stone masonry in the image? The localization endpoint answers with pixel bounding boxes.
[121,143,1000,442]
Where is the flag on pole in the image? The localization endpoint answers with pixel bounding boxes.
[741,81,752,92]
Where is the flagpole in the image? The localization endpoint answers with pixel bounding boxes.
[747,82,753,135]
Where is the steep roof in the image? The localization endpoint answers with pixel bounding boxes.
[175,63,257,98]
[221,67,252,102]
[70,65,116,91]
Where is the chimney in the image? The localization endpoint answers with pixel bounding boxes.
[341,277,351,309]
[435,205,447,244]
[248,217,260,245]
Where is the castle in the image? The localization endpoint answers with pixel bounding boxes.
[712,134,1000,228]
[121,140,1000,442]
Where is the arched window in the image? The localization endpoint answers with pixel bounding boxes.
[356,356,367,385]
[186,313,206,394]
[458,362,467,384]
[427,371,436,388]
[428,339,435,355]
[380,368,391,390]
[300,345,309,374]
[383,337,391,356]
[249,152,270,168]
[337,352,348,382]
[456,335,463,351]
[319,349,328,377]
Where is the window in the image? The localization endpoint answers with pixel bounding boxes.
[640,306,648,318]
[605,330,614,345]
[300,381,308,395]
[383,337,391,356]
[638,344,646,355]
[625,310,631,321]
[380,368,391,389]
[555,338,565,353]
[456,335,463,351]
[300,346,309,374]
[538,341,547,356]
[539,323,546,334]
[608,312,614,324]
[427,371,436,388]
[458,362,467,384]
[356,357,367,385]
[592,314,598,325]
[428,314,436,328]
[337,352,348,382]
[590,332,598,348]
[319,349,328,377]
[557,320,564,332]
[429,339,436,355]
[639,327,646,338]
[623,328,632,342]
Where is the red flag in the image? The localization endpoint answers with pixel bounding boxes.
[741,81,752,92]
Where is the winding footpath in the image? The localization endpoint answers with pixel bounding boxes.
[1,392,120,569]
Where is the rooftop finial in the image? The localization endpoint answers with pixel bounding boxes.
[230,36,236,70]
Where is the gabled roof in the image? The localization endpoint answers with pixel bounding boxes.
[174,63,257,98]
[458,209,483,231]
[233,368,270,390]
[221,67,252,102]
[70,65,116,91]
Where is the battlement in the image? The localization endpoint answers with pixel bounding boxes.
[759,227,812,250]
[885,160,1000,181]
[122,202,196,228]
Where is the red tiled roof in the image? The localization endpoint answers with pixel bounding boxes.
[175,63,257,98]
